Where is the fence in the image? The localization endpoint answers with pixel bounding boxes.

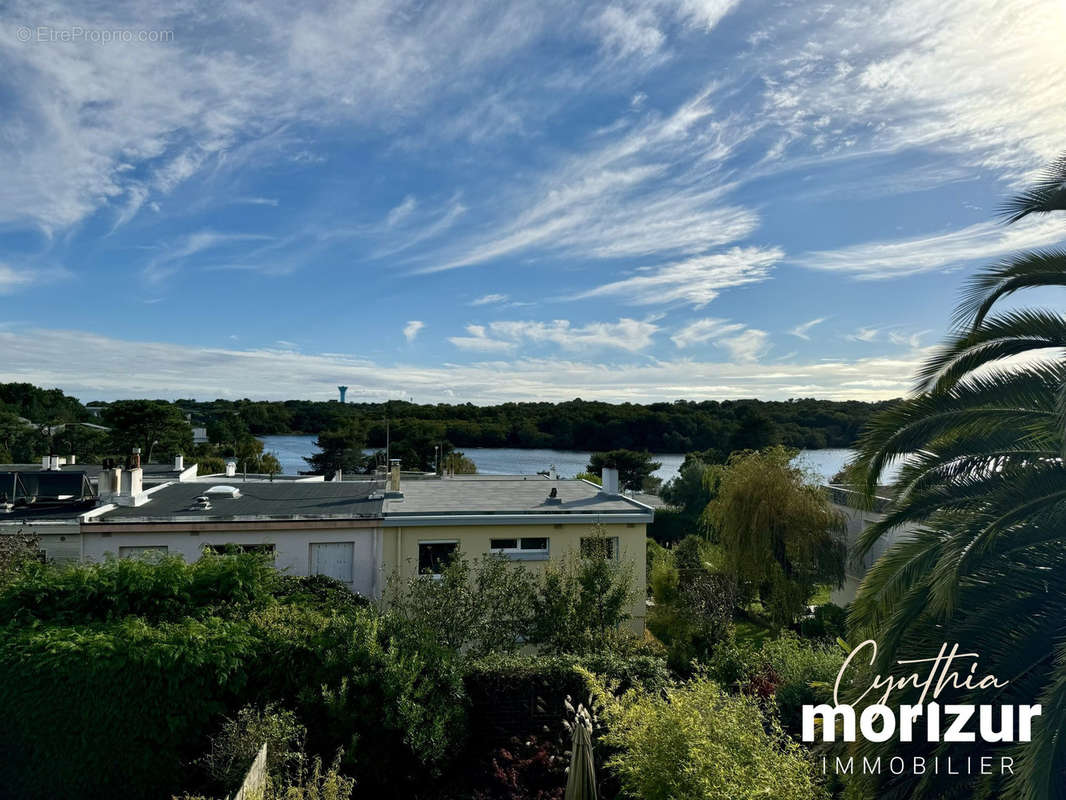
[230,743,268,800]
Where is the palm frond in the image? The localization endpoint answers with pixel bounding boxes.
[999,153,1066,223]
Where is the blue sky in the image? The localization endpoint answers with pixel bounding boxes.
[2,0,1065,403]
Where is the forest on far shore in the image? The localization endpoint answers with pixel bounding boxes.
[1,383,896,456]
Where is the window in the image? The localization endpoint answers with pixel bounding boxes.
[418,541,458,575]
[119,545,168,559]
[310,542,354,583]
[489,536,550,560]
[205,543,276,557]
[580,536,619,560]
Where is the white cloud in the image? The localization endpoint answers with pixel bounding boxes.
[451,317,658,352]
[403,320,425,342]
[470,293,510,306]
[0,262,72,294]
[592,6,666,62]
[788,317,827,340]
[386,195,418,227]
[794,217,1066,280]
[141,230,274,284]
[449,324,516,352]
[848,327,880,343]
[749,0,1066,178]
[0,326,925,402]
[671,318,769,362]
[429,87,763,272]
[670,318,743,348]
[572,246,782,307]
[0,0,552,233]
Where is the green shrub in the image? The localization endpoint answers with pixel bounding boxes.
[176,753,355,800]
[589,673,828,800]
[0,558,470,799]
[199,704,307,790]
[247,604,468,790]
[797,603,848,641]
[0,553,279,624]
[0,616,259,799]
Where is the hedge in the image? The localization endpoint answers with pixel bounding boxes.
[0,616,258,799]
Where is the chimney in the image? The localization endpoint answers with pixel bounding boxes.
[333,469,343,482]
[131,447,141,469]
[48,455,61,471]
[68,454,76,465]
[114,466,147,507]
[174,454,184,471]
[388,459,402,496]
[41,456,49,469]
[602,467,620,495]
[225,459,237,478]
[99,466,121,497]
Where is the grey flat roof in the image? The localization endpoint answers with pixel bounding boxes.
[384,478,652,517]
[94,481,384,522]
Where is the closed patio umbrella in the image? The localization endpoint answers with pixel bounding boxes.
[564,715,597,800]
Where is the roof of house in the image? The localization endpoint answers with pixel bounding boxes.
[383,478,654,522]
[92,480,384,523]
[0,470,98,523]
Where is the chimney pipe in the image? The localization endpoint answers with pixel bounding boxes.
[389,459,402,494]
[131,447,141,469]
[48,455,61,471]
[41,456,49,469]
[174,454,184,471]
[68,454,76,465]
[225,459,237,478]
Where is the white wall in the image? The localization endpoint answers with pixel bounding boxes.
[81,527,383,598]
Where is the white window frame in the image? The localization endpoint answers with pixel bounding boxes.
[489,536,550,561]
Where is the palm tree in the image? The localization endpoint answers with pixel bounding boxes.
[847,153,1066,800]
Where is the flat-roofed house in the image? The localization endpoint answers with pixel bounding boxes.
[380,468,654,633]
[83,479,386,597]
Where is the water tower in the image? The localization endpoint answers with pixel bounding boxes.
[338,385,348,403]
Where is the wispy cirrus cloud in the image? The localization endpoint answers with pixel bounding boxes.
[470,293,510,306]
[793,217,1066,279]
[788,317,827,340]
[671,318,769,362]
[571,246,782,307]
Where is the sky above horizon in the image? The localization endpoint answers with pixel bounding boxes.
[2,0,1066,404]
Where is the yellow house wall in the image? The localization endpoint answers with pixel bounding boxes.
[381,521,647,632]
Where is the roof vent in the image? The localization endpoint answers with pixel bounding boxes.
[191,495,212,511]
[545,486,562,505]
[204,485,241,498]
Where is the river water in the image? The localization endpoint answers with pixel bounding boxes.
[259,436,858,484]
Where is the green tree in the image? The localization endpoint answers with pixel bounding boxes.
[52,424,110,462]
[103,400,193,462]
[385,553,537,658]
[588,672,828,800]
[304,421,367,475]
[845,153,1066,800]
[727,405,779,452]
[587,450,662,491]
[704,447,845,627]
[529,525,634,654]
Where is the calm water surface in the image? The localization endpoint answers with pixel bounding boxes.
[260,436,859,484]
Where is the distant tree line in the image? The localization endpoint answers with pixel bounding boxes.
[155,396,896,453]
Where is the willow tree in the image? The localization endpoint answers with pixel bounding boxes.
[703,446,845,626]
